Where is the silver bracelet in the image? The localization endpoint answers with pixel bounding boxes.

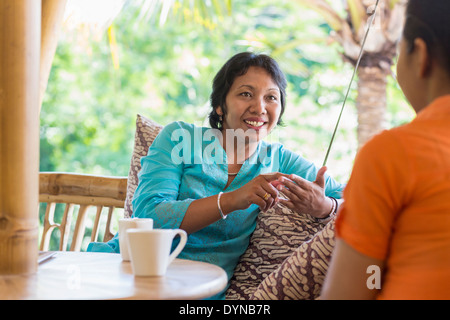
[217,192,227,220]
[315,196,337,223]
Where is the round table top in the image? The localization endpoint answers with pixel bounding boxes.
[0,251,228,300]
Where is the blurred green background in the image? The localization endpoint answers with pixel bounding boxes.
[39,0,414,251]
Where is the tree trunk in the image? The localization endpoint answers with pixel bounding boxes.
[356,66,389,149]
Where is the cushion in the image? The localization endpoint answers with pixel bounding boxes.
[225,202,331,300]
[124,114,163,218]
[250,216,336,300]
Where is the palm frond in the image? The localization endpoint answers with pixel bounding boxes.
[292,0,346,32]
[107,25,120,69]
[132,0,231,29]
[63,0,126,35]
[346,0,366,32]
[388,0,404,10]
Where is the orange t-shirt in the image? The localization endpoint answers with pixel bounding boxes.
[336,95,450,300]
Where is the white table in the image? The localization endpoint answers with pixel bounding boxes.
[0,251,228,300]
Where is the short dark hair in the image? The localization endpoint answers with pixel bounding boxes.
[208,52,287,129]
[403,0,450,75]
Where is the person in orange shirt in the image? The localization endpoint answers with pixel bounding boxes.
[321,0,450,299]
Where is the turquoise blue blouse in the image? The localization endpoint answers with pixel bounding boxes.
[88,121,344,299]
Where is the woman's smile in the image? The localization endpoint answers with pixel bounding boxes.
[243,117,267,130]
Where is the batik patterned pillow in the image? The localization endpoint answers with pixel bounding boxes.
[250,216,336,300]
[225,203,330,300]
[124,114,163,218]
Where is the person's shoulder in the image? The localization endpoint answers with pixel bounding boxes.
[164,120,194,131]
[361,128,402,151]
[356,129,405,166]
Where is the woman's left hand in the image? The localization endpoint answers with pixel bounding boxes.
[274,166,333,219]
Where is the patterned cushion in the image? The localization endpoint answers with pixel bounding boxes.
[225,202,330,300]
[124,114,163,218]
[250,216,336,300]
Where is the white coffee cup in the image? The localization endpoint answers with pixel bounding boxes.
[118,218,153,261]
[126,228,187,277]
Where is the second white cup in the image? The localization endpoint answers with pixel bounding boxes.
[118,218,153,261]
[126,228,187,277]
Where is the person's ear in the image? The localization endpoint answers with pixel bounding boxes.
[414,38,431,78]
[215,106,223,116]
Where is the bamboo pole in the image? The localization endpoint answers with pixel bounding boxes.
[39,0,67,111]
[0,0,41,274]
[39,172,128,201]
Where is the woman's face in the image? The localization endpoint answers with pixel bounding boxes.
[218,66,281,143]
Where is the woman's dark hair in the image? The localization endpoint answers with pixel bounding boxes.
[208,52,287,129]
[403,0,450,75]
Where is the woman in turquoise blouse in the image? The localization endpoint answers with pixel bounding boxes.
[89,52,344,299]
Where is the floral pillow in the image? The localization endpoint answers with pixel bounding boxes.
[124,114,163,218]
[225,203,331,300]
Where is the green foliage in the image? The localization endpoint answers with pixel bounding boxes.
[40,0,412,185]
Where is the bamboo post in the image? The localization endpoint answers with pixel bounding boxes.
[40,0,67,111]
[0,0,41,274]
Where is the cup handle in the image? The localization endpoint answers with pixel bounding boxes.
[167,229,187,265]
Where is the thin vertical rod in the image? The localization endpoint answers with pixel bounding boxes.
[322,0,380,167]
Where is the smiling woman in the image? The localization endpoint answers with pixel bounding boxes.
[209,52,287,131]
[87,51,345,300]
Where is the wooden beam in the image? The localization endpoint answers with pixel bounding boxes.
[0,0,41,275]
[40,0,67,111]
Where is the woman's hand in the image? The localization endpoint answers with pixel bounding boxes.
[225,173,285,212]
[273,166,333,219]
